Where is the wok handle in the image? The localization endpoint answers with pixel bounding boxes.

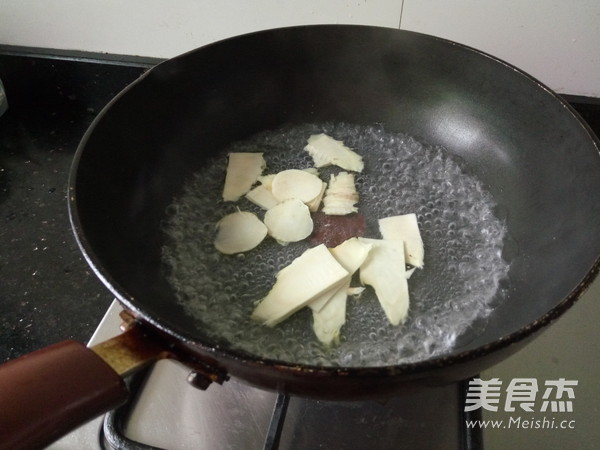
[0,340,129,450]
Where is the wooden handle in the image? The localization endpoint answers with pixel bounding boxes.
[0,340,129,450]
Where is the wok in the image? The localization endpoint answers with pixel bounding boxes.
[1,25,599,449]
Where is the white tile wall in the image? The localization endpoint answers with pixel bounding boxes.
[400,0,600,97]
[0,1,402,58]
[0,1,597,95]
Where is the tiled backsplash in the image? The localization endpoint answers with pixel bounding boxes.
[0,1,598,96]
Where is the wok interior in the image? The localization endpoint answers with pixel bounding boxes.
[73,26,600,364]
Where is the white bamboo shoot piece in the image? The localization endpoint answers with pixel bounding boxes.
[222,153,266,202]
[347,286,366,297]
[258,174,276,190]
[378,213,424,268]
[271,169,324,204]
[322,171,359,215]
[358,238,409,325]
[264,198,313,244]
[305,181,327,212]
[251,244,349,326]
[330,237,373,275]
[310,238,372,344]
[245,185,279,210]
[304,134,364,172]
[214,211,267,254]
[309,237,372,312]
[312,280,349,346]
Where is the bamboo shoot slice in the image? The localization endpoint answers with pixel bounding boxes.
[214,211,267,254]
[331,237,372,273]
[347,286,366,297]
[222,153,266,202]
[312,280,349,346]
[264,198,313,244]
[306,181,327,212]
[310,238,372,343]
[358,238,409,325]
[304,134,364,172]
[322,171,359,215]
[258,174,276,190]
[251,244,349,326]
[309,237,372,312]
[378,213,424,268]
[245,185,279,210]
[271,169,324,204]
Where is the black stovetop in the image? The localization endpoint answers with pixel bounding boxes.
[0,55,148,361]
[0,52,599,363]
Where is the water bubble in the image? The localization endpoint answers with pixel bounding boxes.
[161,122,509,367]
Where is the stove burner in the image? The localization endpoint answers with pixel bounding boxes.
[100,369,483,450]
[263,393,290,450]
[101,368,158,450]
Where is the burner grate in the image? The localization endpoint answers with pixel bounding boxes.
[101,369,482,450]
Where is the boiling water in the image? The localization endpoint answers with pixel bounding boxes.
[161,123,509,367]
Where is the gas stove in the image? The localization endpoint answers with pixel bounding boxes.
[49,301,479,450]
[1,51,598,450]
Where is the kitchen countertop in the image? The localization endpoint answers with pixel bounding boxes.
[0,54,149,361]
[1,51,599,448]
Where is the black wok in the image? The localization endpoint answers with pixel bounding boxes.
[1,25,599,449]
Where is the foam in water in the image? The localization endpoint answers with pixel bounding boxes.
[161,123,510,367]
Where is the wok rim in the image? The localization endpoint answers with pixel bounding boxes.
[68,24,600,380]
